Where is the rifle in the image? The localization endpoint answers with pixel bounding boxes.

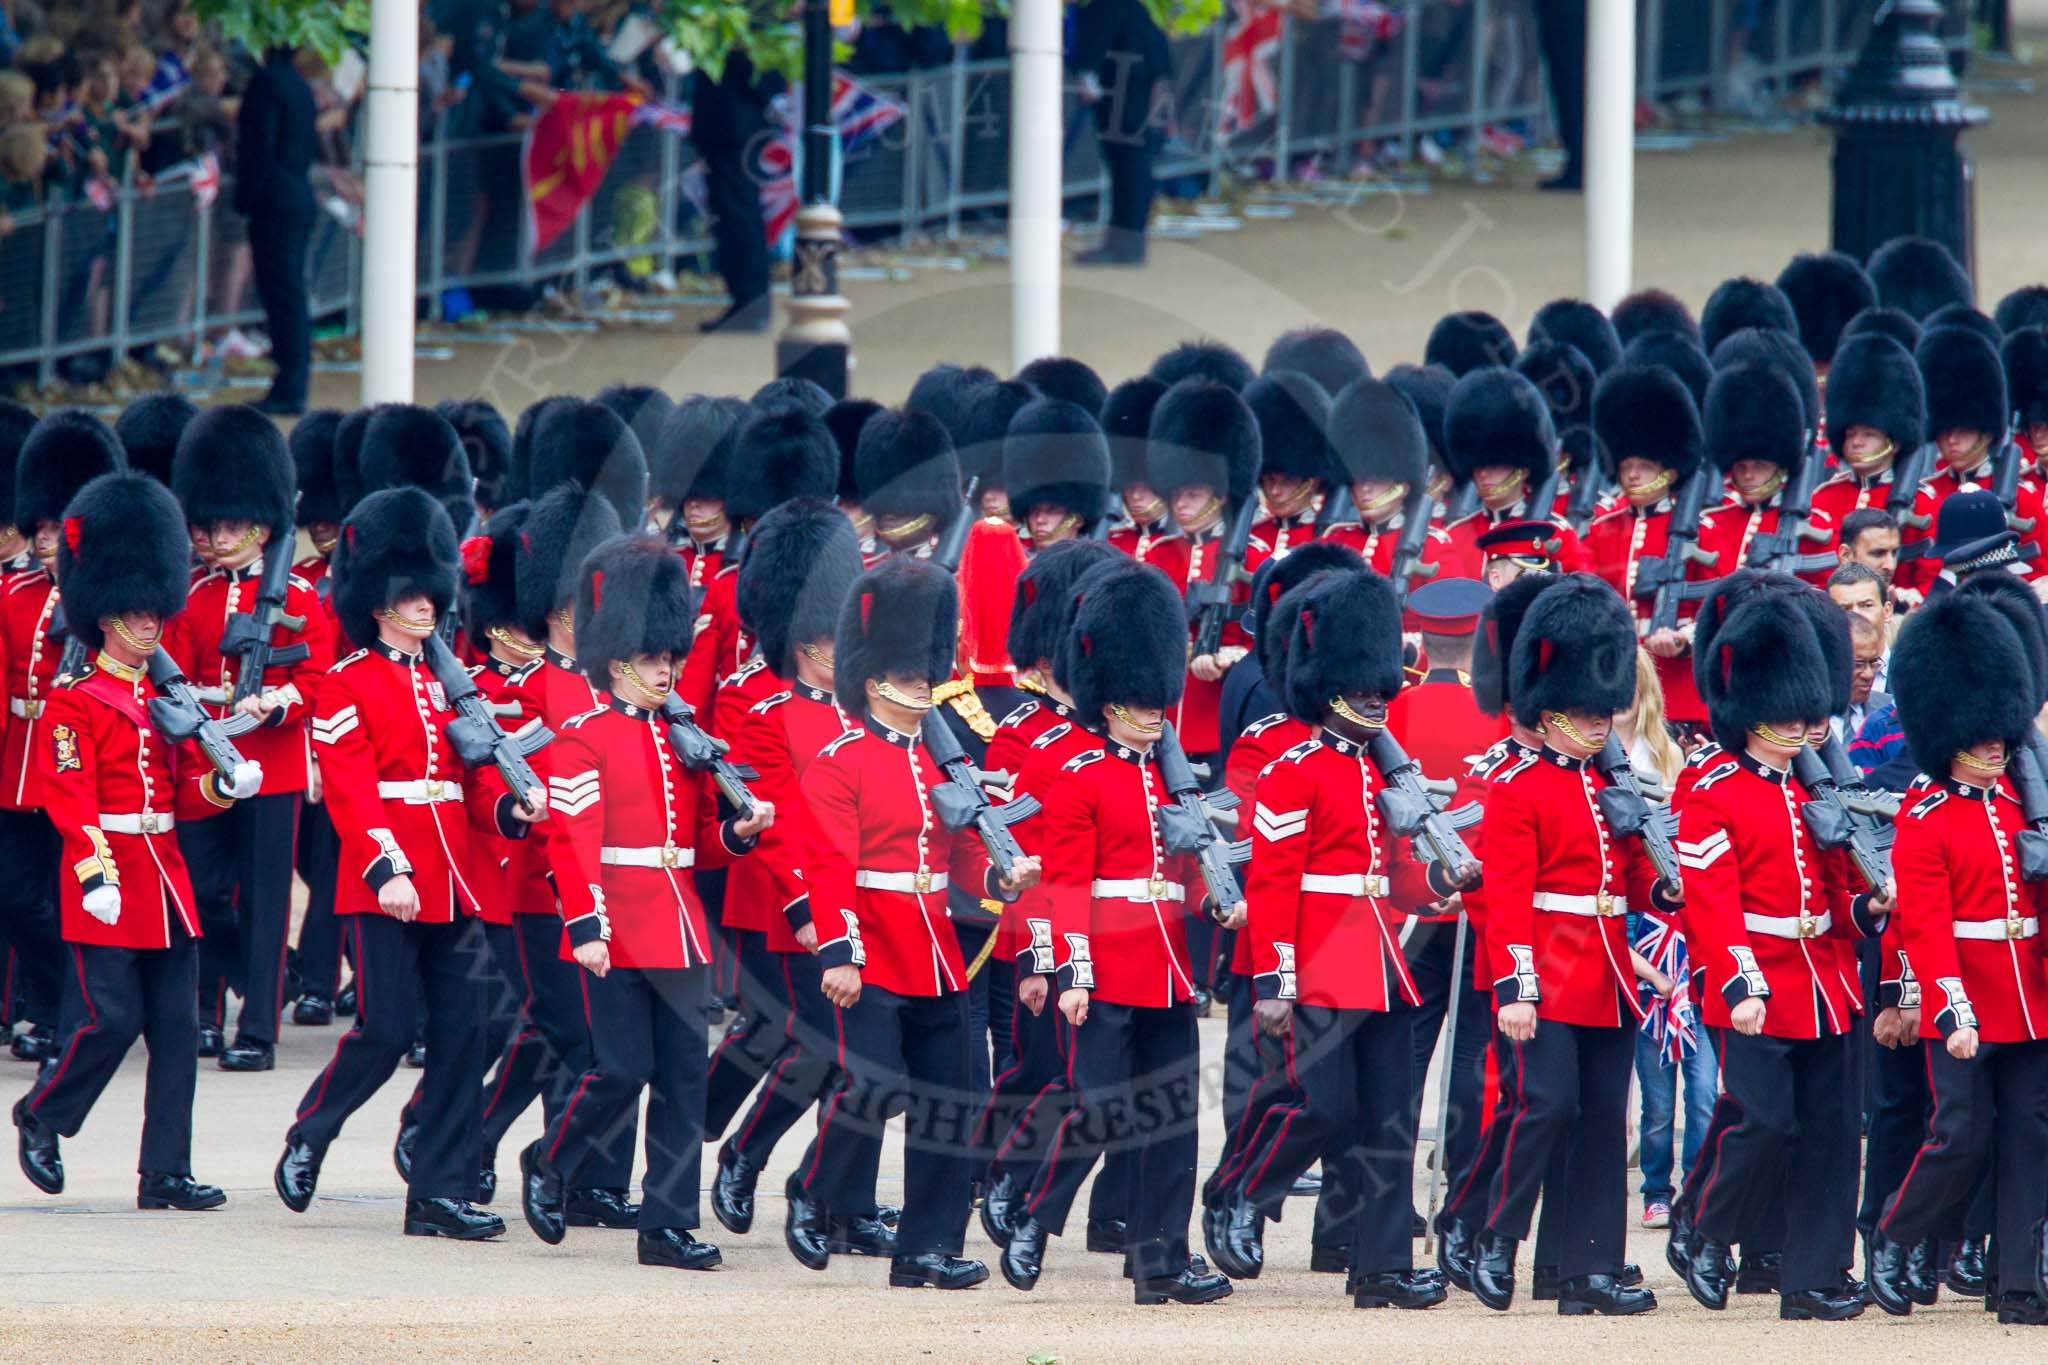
[1313,484,1355,534]
[1365,729,1478,878]
[1564,462,1606,535]
[1989,414,2038,556]
[657,692,761,820]
[1523,460,1562,528]
[1188,497,1259,660]
[423,632,552,814]
[1440,478,1477,524]
[1591,736,1682,891]
[1387,487,1441,608]
[1744,431,1839,576]
[930,476,980,574]
[143,648,258,785]
[2004,730,2048,881]
[47,601,87,680]
[218,538,311,707]
[1155,721,1250,918]
[919,708,1037,884]
[1887,440,1936,564]
[1790,739,1895,891]
[1633,467,1723,635]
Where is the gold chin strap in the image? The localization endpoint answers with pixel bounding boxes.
[550,606,575,634]
[615,659,670,708]
[378,605,436,638]
[881,514,934,546]
[1750,722,1806,748]
[1482,470,1528,500]
[1109,702,1163,737]
[874,678,933,712]
[1628,468,1674,502]
[1745,470,1787,503]
[33,542,55,562]
[1046,513,1082,540]
[311,534,338,556]
[1181,496,1224,532]
[1545,711,1598,749]
[1358,484,1406,517]
[845,508,875,538]
[1126,495,1165,523]
[223,524,263,558]
[800,642,834,669]
[684,509,727,531]
[1329,696,1386,730]
[106,617,158,654]
[1955,748,2007,773]
[1844,438,1895,471]
[489,626,544,659]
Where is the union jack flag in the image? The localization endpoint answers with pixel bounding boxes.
[1633,908,1697,1062]
[752,73,906,244]
[629,100,694,136]
[1218,0,1283,136]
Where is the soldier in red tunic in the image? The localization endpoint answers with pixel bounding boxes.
[1440,371,1581,576]
[853,407,963,562]
[2010,328,2048,473]
[824,397,885,559]
[1000,560,1232,1305]
[13,470,258,1207]
[519,537,774,1270]
[1002,398,1113,551]
[166,405,333,1071]
[787,557,1038,1290]
[1898,327,2042,594]
[1321,378,1458,589]
[1242,371,1331,565]
[1868,592,2048,1324]
[1102,377,1174,561]
[647,393,748,588]
[1692,361,1838,588]
[1811,334,1925,532]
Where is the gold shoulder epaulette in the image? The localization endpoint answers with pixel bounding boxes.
[1014,674,1048,696]
[934,679,997,740]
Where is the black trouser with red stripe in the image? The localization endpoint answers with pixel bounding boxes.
[24,920,198,1175]
[1879,1035,2048,1294]
[293,800,345,999]
[976,1001,1136,1229]
[539,962,708,1232]
[1405,919,1492,1217]
[1484,1019,1632,1279]
[800,984,974,1258]
[1694,1029,1857,1295]
[183,791,299,1045]
[1017,998,1198,1279]
[704,927,792,1139]
[726,945,840,1170]
[291,914,486,1201]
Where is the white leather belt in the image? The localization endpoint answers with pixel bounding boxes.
[601,845,696,870]
[1743,910,1833,939]
[1954,915,2039,942]
[1092,877,1186,902]
[99,811,173,835]
[856,869,947,893]
[377,779,464,804]
[1533,891,1628,917]
[1300,873,1390,897]
[9,697,40,719]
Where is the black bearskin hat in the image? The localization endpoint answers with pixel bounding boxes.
[1003,399,1112,525]
[1700,276,1799,354]
[650,394,748,508]
[1242,370,1334,484]
[1868,235,1974,321]
[1264,326,1370,397]
[1281,568,1404,722]
[1592,363,1704,479]
[1101,376,1168,490]
[1149,339,1256,393]
[1892,592,2037,779]
[114,393,198,487]
[1006,537,1121,670]
[1611,288,1701,348]
[824,398,884,501]
[1424,311,1518,376]
[1705,363,1807,475]
[1444,368,1556,486]
[437,399,514,514]
[834,556,958,712]
[1329,377,1429,490]
[1146,381,1262,507]
[1824,333,1926,454]
[529,399,648,536]
[332,405,379,515]
[1508,573,1637,728]
[1017,356,1107,414]
[461,500,528,638]
[1247,540,1366,679]
[1841,304,1924,354]
[1711,326,1820,431]
[1956,570,2048,711]
[172,404,296,535]
[515,481,623,641]
[360,403,476,534]
[906,363,996,444]
[741,496,865,679]
[1382,364,1455,470]
[572,536,697,690]
[2006,327,2048,430]
[0,399,36,529]
[954,381,1034,489]
[330,487,459,651]
[1918,325,2009,438]
[1473,569,1557,717]
[1622,332,1713,410]
[1776,251,1876,365]
[855,408,963,524]
[1065,560,1186,723]
[506,394,580,507]
[1687,570,1848,715]
[291,411,345,528]
[1699,596,1836,758]
[1925,303,2002,348]
[53,471,189,652]
[1529,299,1622,375]
[17,409,124,531]
[727,407,840,525]
[1517,340,1599,474]
[1996,286,2048,337]
[751,376,836,418]
[593,383,676,467]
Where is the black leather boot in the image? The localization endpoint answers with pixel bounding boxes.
[1002,1216,1048,1291]
[1471,1230,1517,1311]
[1558,1273,1657,1316]
[1685,1237,1734,1310]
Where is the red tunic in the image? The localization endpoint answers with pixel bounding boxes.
[1454,736,1534,991]
[1810,467,1903,530]
[1897,463,2048,591]
[676,567,753,724]
[1224,712,1314,975]
[720,673,854,953]
[1322,515,1459,590]
[985,692,1078,970]
[1442,501,1585,579]
[1151,530,1254,755]
[1107,519,1175,562]
[0,567,62,809]
[1583,499,1707,723]
[1244,512,1320,572]
[463,655,544,926]
[1692,496,1839,589]
[1385,668,1508,785]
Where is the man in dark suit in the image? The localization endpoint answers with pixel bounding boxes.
[235,48,317,415]
[1072,0,1172,265]
[690,54,779,332]
[1531,0,1585,192]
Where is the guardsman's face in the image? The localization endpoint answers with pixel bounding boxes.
[307,520,341,556]
[1259,473,1316,518]
[1351,479,1405,524]
[1026,504,1078,545]
[681,497,730,541]
[389,592,437,627]
[204,518,270,570]
[1170,484,1221,531]
[2031,422,2048,459]
[630,651,677,695]
[32,522,59,562]
[1122,483,1165,523]
[1472,465,1527,509]
[1937,428,1990,470]
[115,610,163,651]
[1729,459,1782,503]
[1841,424,1891,468]
[978,485,1012,521]
[1616,457,1670,507]
[875,671,931,708]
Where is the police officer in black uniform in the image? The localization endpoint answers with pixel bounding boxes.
[233,47,317,417]
[1072,0,1172,265]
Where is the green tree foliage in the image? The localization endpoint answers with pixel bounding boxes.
[194,0,371,65]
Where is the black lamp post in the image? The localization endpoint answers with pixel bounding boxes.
[775,1,852,395]
[1818,0,1988,278]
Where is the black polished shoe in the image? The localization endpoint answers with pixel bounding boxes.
[136,1170,226,1209]
[1435,1217,1477,1291]
[1310,1244,1350,1274]
[567,1187,639,1228]
[292,995,333,1026]
[1136,1259,1234,1305]
[891,1252,989,1289]
[1903,1235,1939,1306]
[1350,1269,1447,1309]
[1532,1263,1560,1301]
[1864,1234,1914,1316]
[196,1024,225,1059]
[1208,1195,1264,1280]
[1780,1286,1866,1320]
[1665,1203,1695,1278]
[1947,1235,1988,1296]
[405,1041,427,1069]
[519,1141,565,1245]
[1736,1249,1782,1294]
[711,1143,760,1235]
[1997,1290,2048,1325]
[405,1197,505,1239]
[1686,1237,1734,1311]
[274,1135,322,1212]
[1471,1230,1517,1311]
[13,1099,61,1194]
[1002,1216,1047,1291]
[335,983,357,1017]
[1292,1171,1323,1197]
[979,1170,1019,1247]
[219,1036,274,1072]
[1621,1261,1644,1287]
[697,300,773,334]
[639,1226,722,1269]
[828,1210,898,1256]
[10,1023,54,1063]
[1085,1217,1127,1254]
[1559,1274,1657,1316]
[874,1202,901,1229]
[392,1115,418,1182]
[783,1175,831,1270]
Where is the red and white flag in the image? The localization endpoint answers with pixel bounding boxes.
[1218,0,1283,135]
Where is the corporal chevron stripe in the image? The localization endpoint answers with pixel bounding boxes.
[1254,803,1308,842]
[311,706,359,745]
[1677,830,1731,870]
[550,770,602,817]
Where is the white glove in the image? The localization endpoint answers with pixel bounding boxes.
[221,760,264,799]
[82,883,120,926]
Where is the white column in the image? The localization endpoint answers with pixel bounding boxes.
[1583,0,1634,311]
[361,0,419,403]
[1009,0,1063,369]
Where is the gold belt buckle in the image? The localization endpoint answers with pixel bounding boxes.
[1798,915,1818,938]
[1595,890,1617,916]
[2008,915,2026,940]
[661,845,681,868]
[1364,875,1388,898]
[20,700,39,719]
[425,779,444,800]
[914,870,933,894]
[1148,875,1169,901]
[139,813,159,834]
